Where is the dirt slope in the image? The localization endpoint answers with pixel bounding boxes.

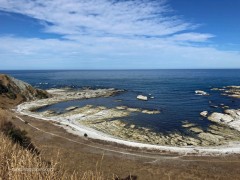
[0,74,50,108]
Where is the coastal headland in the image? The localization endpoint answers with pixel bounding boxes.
[1,74,240,179]
[15,76,240,155]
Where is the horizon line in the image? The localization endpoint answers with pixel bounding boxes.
[0,68,240,71]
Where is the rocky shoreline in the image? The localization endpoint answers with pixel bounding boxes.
[203,86,240,131]
[18,88,122,111]
[16,86,240,154]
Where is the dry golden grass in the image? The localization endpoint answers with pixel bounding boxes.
[0,108,110,180]
[0,107,138,180]
[0,109,83,180]
[0,130,118,180]
[0,132,78,179]
[0,108,11,125]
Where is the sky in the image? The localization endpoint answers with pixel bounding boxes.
[0,0,239,70]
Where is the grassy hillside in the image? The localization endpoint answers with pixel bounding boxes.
[0,75,136,180]
[0,108,108,180]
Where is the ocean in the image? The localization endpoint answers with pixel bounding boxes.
[1,69,240,135]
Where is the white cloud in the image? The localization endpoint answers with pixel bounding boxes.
[168,33,215,43]
[0,0,239,69]
[0,0,206,39]
[0,35,239,69]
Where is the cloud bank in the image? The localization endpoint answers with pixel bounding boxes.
[0,0,239,69]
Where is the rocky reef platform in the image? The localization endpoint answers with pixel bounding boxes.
[16,85,240,155]
[205,86,240,131]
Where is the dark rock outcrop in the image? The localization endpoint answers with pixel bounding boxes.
[0,74,50,107]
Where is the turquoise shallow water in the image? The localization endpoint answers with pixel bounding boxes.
[1,69,240,134]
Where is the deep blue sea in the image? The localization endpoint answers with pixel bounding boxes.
[1,70,240,135]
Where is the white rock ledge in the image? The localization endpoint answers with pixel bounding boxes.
[137,95,148,101]
[195,90,209,96]
[208,109,240,131]
[15,88,240,156]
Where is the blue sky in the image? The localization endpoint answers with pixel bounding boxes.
[0,0,239,69]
